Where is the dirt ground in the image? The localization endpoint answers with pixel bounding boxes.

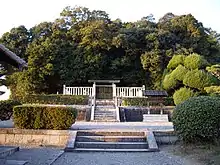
[161,142,220,165]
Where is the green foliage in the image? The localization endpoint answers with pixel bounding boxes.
[122,97,167,106]
[171,65,188,81]
[162,73,178,90]
[173,87,198,105]
[122,98,149,106]
[0,6,219,95]
[167,55,185,70]
[206,64,220,80]
[183,70,220,90]
[14,94,88,105]
[184,53,209,70]
[164,97,175,106]
[0,100,21,121]
[204,86,220,95]
[13,105,77,130]
[172,96,220,142]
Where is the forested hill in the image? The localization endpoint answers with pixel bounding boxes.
[0,6,220,95]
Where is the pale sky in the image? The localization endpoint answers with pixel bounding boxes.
[0,0,220,37]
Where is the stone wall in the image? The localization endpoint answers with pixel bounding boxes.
[0,128,76,147]
[119,106,174,122]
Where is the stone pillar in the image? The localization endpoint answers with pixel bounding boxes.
[63,85,66,95]
[112,83,117,106]
[92,82,96,105]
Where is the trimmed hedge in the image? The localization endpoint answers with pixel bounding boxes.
[163,73,178,90]
[13,105,77,130]
[184,53,209,70]
[173,87,198,105]
[172,96,220,142]
[171,65,188,81]
[15,94,89,105]
[0,100,21,121]
[167,55,185,70]
[183,70,219,90]
[122,97,167,106]
[122,98,149,106]
[204,86,220,95]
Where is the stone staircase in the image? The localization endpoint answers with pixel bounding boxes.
[93,99,118,122]
[66,130,158,152]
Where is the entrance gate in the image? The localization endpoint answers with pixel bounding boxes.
[96,85,113,99]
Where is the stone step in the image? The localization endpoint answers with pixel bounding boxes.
[143,114,169,122]
[94,117,116,119]
[95,114,116,117]
[77,131,145,136]
[94,118,116,121]
[76,136,146,142]
[95,111,116,114]
[66,148,152,152]
[91,120,118,122]
[95,108,116,111]
[75,142,148,149]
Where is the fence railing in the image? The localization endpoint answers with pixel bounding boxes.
[63,85,145,98]
[63,85,93,96]
[116,86,144,97]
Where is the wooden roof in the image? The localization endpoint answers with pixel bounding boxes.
[143,90,168,97]
[0,44,27,70]
[88,80,120,83]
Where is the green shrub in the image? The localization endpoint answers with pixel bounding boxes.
[204,86,220,94]
[184,53,209,70]
[13,105,77,130]
[173,87,198,105]
[183,70,219,90]
[164,97,175,106]
[167,55,185,70]
[122,97,166,106]
[0,100,21,121]
[163,73,178,90]
[172,96,220,142]
[171,65,188,81]
[122,98,149,106]
[14,94,88,105]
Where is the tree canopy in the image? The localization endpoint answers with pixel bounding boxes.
[0,6,220,98]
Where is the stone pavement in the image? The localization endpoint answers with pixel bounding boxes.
[0,120,13,128]
[71,121,174,131]
[52,149,199,165]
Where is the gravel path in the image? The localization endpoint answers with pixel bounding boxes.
[52,150,199,165]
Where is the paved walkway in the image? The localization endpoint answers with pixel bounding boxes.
[1,147,200,165]
[71,121,174,131]
[0,120,173,131]
[52,149,199,165]
[0,119,13,128]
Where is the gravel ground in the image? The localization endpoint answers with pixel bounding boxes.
[52,150,200,165]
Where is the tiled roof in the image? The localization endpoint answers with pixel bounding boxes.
[143,90,168,96]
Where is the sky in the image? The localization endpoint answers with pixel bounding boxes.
[0,0,220,36]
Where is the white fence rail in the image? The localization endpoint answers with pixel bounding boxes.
[116,86,144,97]
[63,85,145,98]
[63,85,93,96]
